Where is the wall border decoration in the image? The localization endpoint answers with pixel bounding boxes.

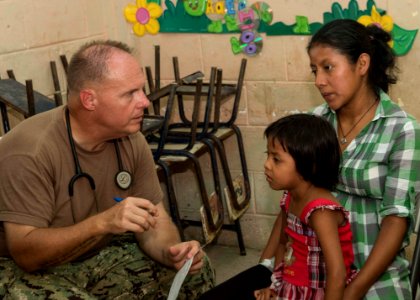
[125,0,417,56]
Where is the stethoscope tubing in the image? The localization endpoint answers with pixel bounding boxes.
[65,108,132,197]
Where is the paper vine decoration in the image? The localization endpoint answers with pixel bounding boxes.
[123,0,417,56]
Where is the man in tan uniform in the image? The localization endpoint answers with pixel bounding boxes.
[0,40,214,299]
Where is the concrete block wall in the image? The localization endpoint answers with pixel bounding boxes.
[1,0,420,250]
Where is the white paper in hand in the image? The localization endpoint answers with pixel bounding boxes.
[167,257,193,300]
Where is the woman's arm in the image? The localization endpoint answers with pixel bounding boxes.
[343,215,408,299]
[310,209,347,300]
[343,121,418,298]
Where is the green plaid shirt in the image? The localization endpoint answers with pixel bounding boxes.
[312,90,420,299]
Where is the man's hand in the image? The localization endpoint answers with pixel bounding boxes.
[99,197,159,234]
[168,241,205,274]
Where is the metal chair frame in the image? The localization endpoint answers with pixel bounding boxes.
[147,81,225,244]
[168,58,249,254]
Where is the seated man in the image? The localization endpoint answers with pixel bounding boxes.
[0,40,214,299]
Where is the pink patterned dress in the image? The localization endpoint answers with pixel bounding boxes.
[270,193,358,299]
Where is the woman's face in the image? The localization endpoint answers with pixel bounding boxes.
[308,44,365,111]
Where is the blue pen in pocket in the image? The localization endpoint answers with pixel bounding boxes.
[113,197,124,202]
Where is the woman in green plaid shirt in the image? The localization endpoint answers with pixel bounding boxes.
[308,19,420,299]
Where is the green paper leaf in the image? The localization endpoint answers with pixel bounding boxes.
[230,37,242,54]
[331,3,345,19]
[225,15,239,32]
[293,16,310,34]
[392,23,418,56]
[347,0,360,20]
[208,20,223,33]
[260,10,273,24]
[164,0,175,15]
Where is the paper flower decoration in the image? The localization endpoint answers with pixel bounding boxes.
[358,5,394,47]
[124,0,163,37]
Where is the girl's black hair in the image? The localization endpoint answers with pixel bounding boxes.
[264,114,341,190]
[307,19,398,93]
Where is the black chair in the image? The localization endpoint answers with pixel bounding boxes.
[147,81,225,244]
[0,76,56,134]
[168,58,250,255]
[207,60,251,225]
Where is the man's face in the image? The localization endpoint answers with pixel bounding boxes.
[92,50,150,138]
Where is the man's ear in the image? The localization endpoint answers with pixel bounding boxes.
[357,53,371,76]
[79,89,96,111]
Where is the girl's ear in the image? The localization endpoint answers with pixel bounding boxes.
[357,53,371,76]
[79,89,96,111]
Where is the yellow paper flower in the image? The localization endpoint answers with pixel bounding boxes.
[124,0,163,37]
[358,6,394,47]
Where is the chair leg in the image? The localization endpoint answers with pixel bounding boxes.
[204,136,248,255]
[159,148,224,244]
[0,102,10,134]
[231,124,252,201]
[233,219,246,255]
[156,160,185,241]
[182,149,224,233]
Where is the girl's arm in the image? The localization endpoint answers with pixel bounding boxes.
[343,215,408,299]
[310,209,347,300]
[254,209,288,297]
[260,209,287,263]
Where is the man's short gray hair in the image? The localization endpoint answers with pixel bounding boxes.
[67,40,133,94]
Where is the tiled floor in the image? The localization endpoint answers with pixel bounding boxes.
[205,244,261,285]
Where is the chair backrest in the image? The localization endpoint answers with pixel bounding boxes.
[0,67,62,134]
[148,79,207,161]
[0,79,56,118]
[172,57,247,132]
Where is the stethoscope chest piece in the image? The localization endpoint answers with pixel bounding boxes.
[115,170,132,190]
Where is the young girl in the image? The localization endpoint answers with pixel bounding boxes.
[255,113,357,300]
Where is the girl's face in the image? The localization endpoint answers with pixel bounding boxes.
[308,44,365,111]
[264,137,300,191]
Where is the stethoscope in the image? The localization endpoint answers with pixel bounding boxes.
[65,108,132,197]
